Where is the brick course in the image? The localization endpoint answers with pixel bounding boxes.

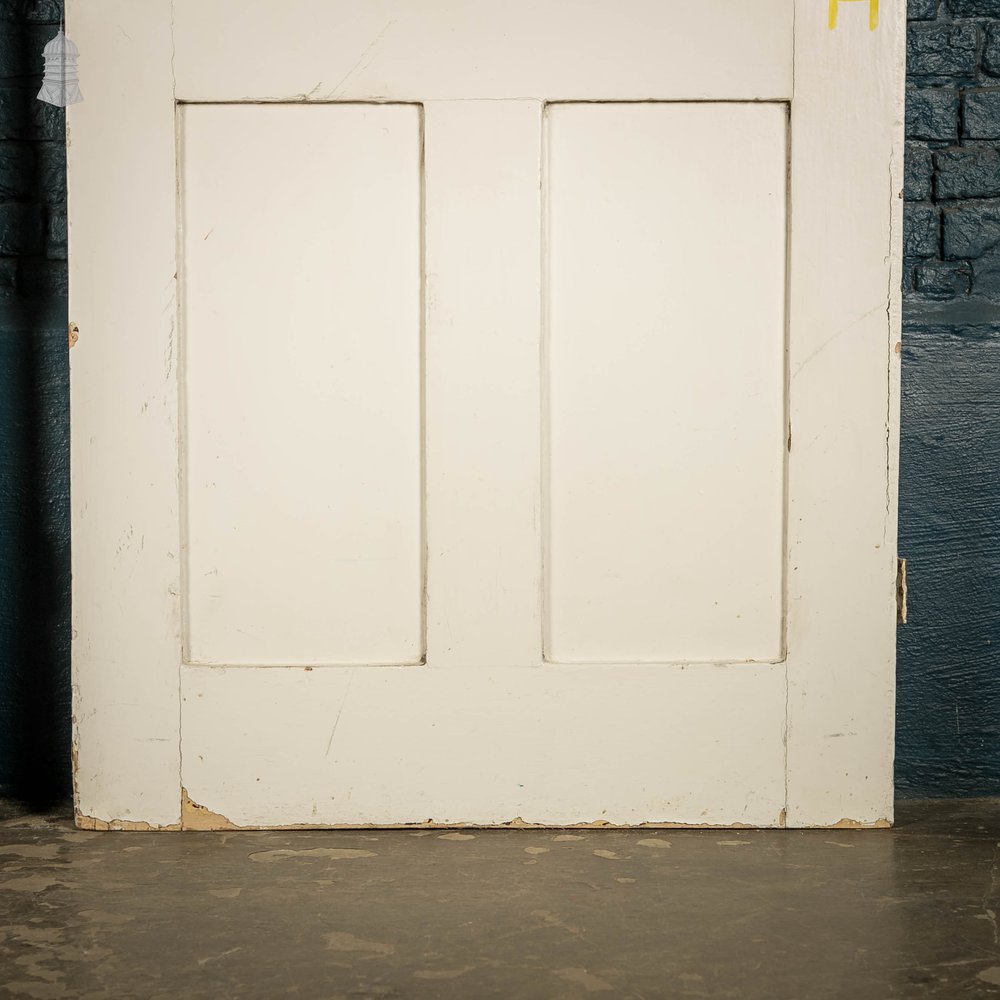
[905,0,1000,301]
[948,0,1000,17]
[909,0,941,18]
[906,87,960,140]
[905,202,942,257]
[985,24,1000,75]
[906,141,935,199]
[963,88,1000,138]
[942,200,1000,258]
[907,22,980,77]
[935,147,1000,199]
[0,2,65,303]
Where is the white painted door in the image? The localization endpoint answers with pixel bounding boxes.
[68,0,904,829]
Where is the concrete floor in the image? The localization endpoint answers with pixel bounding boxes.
[1,800,1000,998]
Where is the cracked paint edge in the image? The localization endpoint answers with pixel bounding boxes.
[157,799,885,832]
[181,788,239,831]
[72,795,891,832]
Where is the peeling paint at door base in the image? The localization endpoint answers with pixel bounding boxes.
[181,788,239,831]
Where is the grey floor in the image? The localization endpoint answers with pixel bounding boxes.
[1,800,1000,999]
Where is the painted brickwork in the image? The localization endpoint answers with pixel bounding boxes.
[905,0,1000,300]
[896,0,1000,800]
[0,1,65,303]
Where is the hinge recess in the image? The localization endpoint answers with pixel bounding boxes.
[896,557,907,624]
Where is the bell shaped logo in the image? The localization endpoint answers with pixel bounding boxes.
[37,29,83,107]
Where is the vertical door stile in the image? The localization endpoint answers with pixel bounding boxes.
[784,0,903,826]
[68,0,183,829]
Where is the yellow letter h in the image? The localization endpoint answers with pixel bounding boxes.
[829,0,879,30]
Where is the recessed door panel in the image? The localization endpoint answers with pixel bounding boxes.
[546,103,788,664]
[181,104,423,666]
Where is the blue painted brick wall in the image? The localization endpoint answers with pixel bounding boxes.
[905,0,1000,300]
[899,0,1000,798]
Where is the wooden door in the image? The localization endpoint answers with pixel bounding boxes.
[67,0,904,829]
